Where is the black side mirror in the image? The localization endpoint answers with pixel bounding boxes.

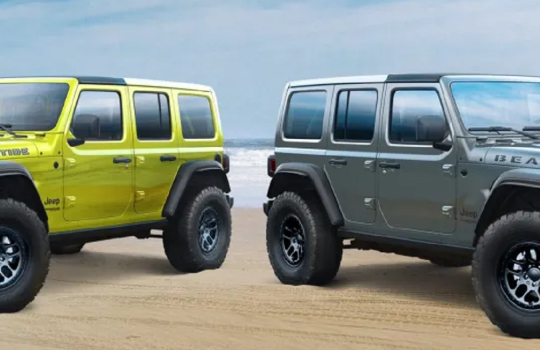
[415,115,446,142]
[69,114,100,146]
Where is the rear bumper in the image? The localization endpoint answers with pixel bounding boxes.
[263,199,274,216]
[226,195,234,209]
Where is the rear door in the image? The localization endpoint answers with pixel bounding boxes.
[129,86,180,214]
[324,84,382,229]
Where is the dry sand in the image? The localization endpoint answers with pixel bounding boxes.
[1,208,539,350]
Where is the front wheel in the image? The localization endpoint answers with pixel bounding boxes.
[0,199,50,313]
[473,211,540,339]
[266,191,343,286]
[163,186,232,273]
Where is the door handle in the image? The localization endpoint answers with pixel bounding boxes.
[329,159,348,166]
[160,155,177,162]
[113,157,132,164]
[379,162,400,169]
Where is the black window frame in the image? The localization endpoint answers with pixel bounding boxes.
[282,89,328,141]
[332,88,378,143]
[70,89,124,142]
[133,91,172,141]
[387,87,449,146]
[177,94,216,140]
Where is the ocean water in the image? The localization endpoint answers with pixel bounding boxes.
[224,139,274,208]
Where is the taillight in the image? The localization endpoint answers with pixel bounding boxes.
[222,153,230,174]
[267,154,276,177]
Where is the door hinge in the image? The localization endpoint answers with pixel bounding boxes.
[364,198,376,210]
[442,205,454,218]
[64,196,76,208]
[64,158,76,169]
[364,160,375,172]
[442,164,455,177]
[135,191,145,202]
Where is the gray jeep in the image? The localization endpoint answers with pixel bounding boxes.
[263,73,540,339]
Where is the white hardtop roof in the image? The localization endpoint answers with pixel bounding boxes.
[288,75,388,87]
[124,78,213,92]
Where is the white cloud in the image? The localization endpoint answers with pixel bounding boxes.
[1,0,540,138]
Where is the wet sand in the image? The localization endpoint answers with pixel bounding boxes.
[1,208,539,350]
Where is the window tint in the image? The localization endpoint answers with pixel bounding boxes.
[333,90,377,142]
[283,91,326,140]
[71,90,122,141]
[133,92,171,140]
[389,90,445,143]
[0,83,69,131]
[177,95,215,139]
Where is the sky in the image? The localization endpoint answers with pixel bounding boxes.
[0,0,539,139]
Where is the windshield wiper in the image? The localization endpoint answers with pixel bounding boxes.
[0,124,26,138]
[468,126,540,140]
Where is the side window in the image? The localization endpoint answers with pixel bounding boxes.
[389,90,445,144]
[71,90,123,141]
[133,92,171,140]
[177,95,215,139]
[333,89,378,142]
[283,91,326,140]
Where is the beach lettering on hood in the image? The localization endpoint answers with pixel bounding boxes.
[0,147,30,157]
[494,154,538,165]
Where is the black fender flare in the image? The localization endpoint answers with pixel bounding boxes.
[162,160,231,218]
[266,162,344,227]
[0,161,48,222]
[475,168,540,242]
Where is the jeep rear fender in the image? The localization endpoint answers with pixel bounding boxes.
[267,162,344,227]
[475,168,540,244]
[162,160,231,218]
[0,161,48,224]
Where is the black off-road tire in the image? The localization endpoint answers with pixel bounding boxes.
[51,243,85,255]
[163,186,232,273]
[0,198,50,313]
[428,257,471,268]
[266,191,343,286]
[472,211,540,339]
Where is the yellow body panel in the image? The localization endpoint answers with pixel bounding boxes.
[0,77,224,235]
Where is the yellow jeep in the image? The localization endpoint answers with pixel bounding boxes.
[0,76,233,312]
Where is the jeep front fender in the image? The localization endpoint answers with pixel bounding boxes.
[474,168,540,244]
[162,160,231,218]
[266,162,344,227]
[0,161,48,223]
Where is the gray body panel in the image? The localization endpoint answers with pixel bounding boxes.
[267,73,540,251]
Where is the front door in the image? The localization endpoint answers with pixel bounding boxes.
[63,85,134,221]
[324,84,382,229]
[129,87,180,214]
[376,83,458,238]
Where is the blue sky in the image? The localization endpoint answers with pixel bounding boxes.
[0,0,539,138]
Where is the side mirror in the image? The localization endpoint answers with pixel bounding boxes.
[70,114,100,143]
[415,115,448,141]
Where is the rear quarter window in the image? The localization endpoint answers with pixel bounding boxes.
[283,90,327,140]
[177,94,216,139]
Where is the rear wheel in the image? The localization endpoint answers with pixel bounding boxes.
[266,191,342,286]
[473,211,540,338]
[0,199,50,313]
[163,186,232,273]
[51,243,85,255]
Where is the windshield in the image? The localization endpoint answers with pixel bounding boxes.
[450,81,540,132]
[0,83,70,132]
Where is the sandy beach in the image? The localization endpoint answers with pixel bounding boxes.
[1,208,539,350]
